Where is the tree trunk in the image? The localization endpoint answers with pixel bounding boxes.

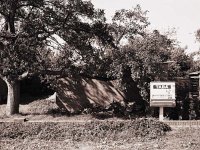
[4,79,20,116]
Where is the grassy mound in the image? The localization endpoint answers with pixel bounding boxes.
[0,118,171,142]
[26,99,58,115]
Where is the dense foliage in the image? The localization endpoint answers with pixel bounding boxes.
[0,0,113,115]
[102,30,192,112]
[0,0,114,80]
[0,0,195,116]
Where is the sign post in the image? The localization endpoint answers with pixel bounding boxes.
[159,107,164,121]
[150,81,176,121]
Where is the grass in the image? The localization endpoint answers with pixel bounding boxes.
[0,119,171,140]
[0,98,199,149]
[0,122,200,150]
[0,119,172,150]
[0,97,173,149]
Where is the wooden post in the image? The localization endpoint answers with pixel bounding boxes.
[159,107,164,121]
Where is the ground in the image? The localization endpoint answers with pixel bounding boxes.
[1,122,200,150]
[0,97,200,150]
[1,131,199,150]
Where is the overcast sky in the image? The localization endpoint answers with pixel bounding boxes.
[90,0,200,53]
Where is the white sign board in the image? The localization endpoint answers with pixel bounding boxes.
[150,82,175,100]
[150,81,176,107]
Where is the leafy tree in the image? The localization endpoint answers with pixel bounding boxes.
[0,0,113,115]
[95,5,150,78]
[105,27,185,111]
[75,5,150,80]
[77,5,193,114]
[189,29,200,72]
[168,47,193,78]
[122,31,174,106]
[109,5,149,47]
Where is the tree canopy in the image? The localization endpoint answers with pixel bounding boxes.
[0,0,113,115]
[0,0,194,115]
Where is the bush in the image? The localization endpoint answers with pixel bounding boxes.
[0,118,171,142]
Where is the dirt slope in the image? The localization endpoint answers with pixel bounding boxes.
[56,77,126,113]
